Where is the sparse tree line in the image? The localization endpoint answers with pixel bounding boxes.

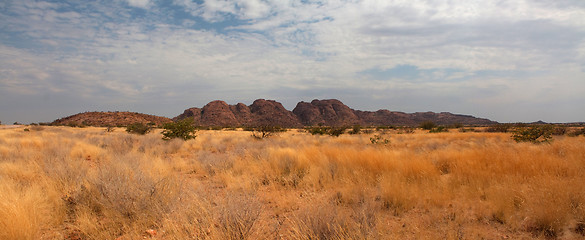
[16,118,585,143]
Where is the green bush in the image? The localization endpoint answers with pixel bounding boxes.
[126,123,151,135]
[349,125,361,135]
[162,119,196,140]
[419,121,436,130]
[429,126,448,133]
[307,126,327,135]
[307,126,347,137]
[328,127,347,137]
[512,125,553,144]
[370,134,390,144]
[251,125,285,139]
[485,124,512,133]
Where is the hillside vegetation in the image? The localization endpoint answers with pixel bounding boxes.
[0,127,584,239]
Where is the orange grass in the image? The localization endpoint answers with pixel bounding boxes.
[0,126,584,239]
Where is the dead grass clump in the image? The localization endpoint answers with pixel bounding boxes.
[216,191,262,240]
[64,158,188,239]
[289,200,378,240]
[0,177,60,240]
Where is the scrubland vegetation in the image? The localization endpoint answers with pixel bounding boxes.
[1,126,584,239]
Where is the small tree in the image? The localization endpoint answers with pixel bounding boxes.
[126,122,151,135]
[162,119,196,140]
[251,125,285,139]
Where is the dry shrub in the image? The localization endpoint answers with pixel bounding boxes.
[378,174,417,216]
[289,200,378,240]
[216,191,262,240]
[0,177,60,240]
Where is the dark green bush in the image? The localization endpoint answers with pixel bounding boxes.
[512,125,553,144]
[307,126,347,137]
[307,126,328,135]
[419,121,436,130]
[328,127,347,137]
[349,125,361,135]
[126,122,151,135]
[429,126,448,133]
[162,119,196,140]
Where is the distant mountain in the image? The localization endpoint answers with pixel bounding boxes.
[52,111,172,127]
[175,99,497,127]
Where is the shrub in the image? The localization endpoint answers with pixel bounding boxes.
[251,125,285,139]
[568,127,585,137]
[551,126,567,136]
[512,125,553,144]
[328,127,347,137]
[307,126,327,135]
[458,128,475,133]
[126,123,151,135]
[307,126,347,137]
[429,126,448,133]
[485,124,512,133]
[370,134,390,144]
[348,125,361,135]
[162,119,196,140]
[419,121,436,130]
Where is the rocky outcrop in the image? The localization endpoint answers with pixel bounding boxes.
[52,111,172,127]
[174,99,302,127]
[200,100,240,126]
[175,99,497,127]
[293,99,361,126]
[249,99,302,127]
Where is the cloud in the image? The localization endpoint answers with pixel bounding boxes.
[0,0,584,124]
[127,0,152,9]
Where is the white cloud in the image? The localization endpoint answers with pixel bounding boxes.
[127,0,152,9]
[1,0,584,123]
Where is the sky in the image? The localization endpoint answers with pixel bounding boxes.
[1,0,584,124]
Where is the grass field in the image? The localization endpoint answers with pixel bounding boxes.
[0,126,584,239]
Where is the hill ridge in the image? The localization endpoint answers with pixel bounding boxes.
[175,99,497,127]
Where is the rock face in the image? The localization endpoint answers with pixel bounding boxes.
[175,99,497,127]
[174,99,302,127]
[249,99,302,127]
[52,111,172,127]
[201,100,240,126]
[293,99,361,126]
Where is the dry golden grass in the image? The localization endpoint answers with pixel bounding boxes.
[0,126,584,239]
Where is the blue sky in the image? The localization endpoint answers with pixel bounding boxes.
[1,0,584,124]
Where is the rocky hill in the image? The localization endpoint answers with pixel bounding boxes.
[52,111,172,127]
[176,99,496,127]
[174,99,302,127]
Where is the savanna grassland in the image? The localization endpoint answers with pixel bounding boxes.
[1,126,584,239]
